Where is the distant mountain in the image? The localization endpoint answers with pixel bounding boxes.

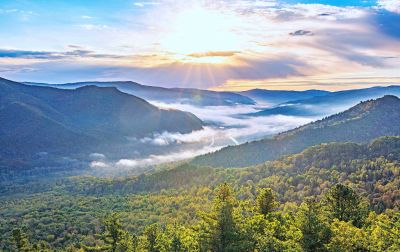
[250,85,400,117]
[192,95,400,167]
[25,81,256,106]
[238,89,330,106]
[0,77,203,162]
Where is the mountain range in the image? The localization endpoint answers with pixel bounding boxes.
[193,95,400,167]
[238,89,330,105]
[25,81,256,106]
[250,85,400,117]
[0,77,203,163]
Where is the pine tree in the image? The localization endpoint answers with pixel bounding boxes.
[256,188,278,217]
[324,184,367,227]
[298,198,331,252]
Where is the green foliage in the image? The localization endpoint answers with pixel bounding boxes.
[256,188,278,217]
[11,228,32,252]
[2,136,400,251]
[324,184,367,227]
[297,198,331,252]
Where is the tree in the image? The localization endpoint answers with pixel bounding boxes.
[11,228,31,252]
[83,213,128,252]
[103,213,125,252]
[198,183,241,252]
[367,211,400,251]
[298,198,331,252]
[256,188,278,217]
[144,224,159,252]
[324,184,367,227]
[326,219,368,251]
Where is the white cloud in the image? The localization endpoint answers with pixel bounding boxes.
[89,153,106,160]
[134,2,160,8]
[75,24,109,30]
[90,161,110,168]
[378,0,400,13]
[81,15,94,19]
[115,145,221,168]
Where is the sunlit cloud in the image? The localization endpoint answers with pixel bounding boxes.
[0,0,399,90]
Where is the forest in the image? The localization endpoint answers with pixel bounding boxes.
[1,136,399,251]
[4,183,400,251]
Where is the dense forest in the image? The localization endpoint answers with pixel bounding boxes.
[3,183,400,251]
[1,136,399,251]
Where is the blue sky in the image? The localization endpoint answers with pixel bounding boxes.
[0,0,399,90]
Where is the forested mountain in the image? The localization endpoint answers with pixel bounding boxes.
[1,136,399,251]
[25,81,256,106]
[238,89,330,105]
[193,95,400,167]
[0,77,203,163]
[250,85,400,117]
[65,136,400,210]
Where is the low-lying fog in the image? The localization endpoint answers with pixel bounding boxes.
[88,102,322,173]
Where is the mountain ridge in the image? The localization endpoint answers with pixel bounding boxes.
[192,95,400,167]
[24,80,256,106]
[0,77,204,164]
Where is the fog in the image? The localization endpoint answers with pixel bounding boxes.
[89,102,321,171]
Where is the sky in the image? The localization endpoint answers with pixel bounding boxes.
[0,0,399,91]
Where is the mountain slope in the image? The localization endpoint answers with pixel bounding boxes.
[25,81,256,106]
[0,77,203,160]
[192,95,400,167]
[238,89,330,105]
[250,85,400,117]
[67,136,400,210]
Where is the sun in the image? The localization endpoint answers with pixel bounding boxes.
[161,6,243,64]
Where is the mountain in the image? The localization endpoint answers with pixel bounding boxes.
[238,89,330,106]
[192,95,400,167]
[250,85,400,117]
[25,81,256,106]
[0,77,203,162]
[65,136,400,210]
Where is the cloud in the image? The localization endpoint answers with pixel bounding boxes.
[115,145,221,169]
[81,15,94,19]
[134,2,161,8]
[0,49,122,60]
[0,53,308,88]
[188,51,239,58]
[85,99,332,171]
[89,153,106,160]
[289,30,314,36]
[90,161,110,168]
[75,24,109,30]
[378,0,400,14]
[144,102,315,145]
[1,0,400,90]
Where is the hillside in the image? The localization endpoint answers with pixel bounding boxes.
[0,77,203,162]
[193,95,400,167]
[65,136,400,211]
[1,135,399,250]
[25,81,256,106]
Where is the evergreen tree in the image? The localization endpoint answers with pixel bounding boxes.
[103,213,125,252]
[298,198,331,252]
[324,184,367,227]
[256,188,278,217]
[198,183,240,252]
